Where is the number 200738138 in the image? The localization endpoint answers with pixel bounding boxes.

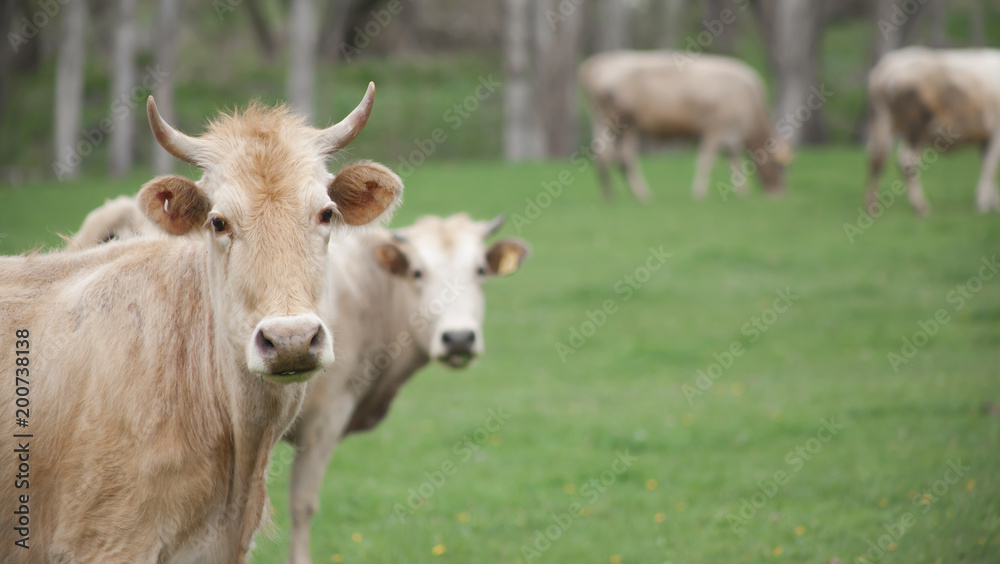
[14,329,29,421]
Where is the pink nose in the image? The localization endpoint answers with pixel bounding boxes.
[249,315,333,377]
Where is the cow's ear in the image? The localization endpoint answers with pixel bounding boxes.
[329,161,403,226]
[486,238,530,277]
[137,175,210,236]
[374,243,410,277]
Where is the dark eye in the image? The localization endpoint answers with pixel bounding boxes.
[211,217,228,233]
[413,269,423,280]
[477,266,486,276]
[320,209,334,224]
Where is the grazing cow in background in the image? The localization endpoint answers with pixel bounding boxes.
[865,47,1000,215]
[70,206,530,564]
[283,214,529,564]
[579,50,792,202]
[0,84,403,563]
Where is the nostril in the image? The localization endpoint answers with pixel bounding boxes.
[256,330,275,353]
[309,327,323,349]
[442,331,476,348]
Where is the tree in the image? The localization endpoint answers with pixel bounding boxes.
[657,0,686,49]
[702,0,735,53]
[53,0,86,179]
[152,0,180,175]
[533,0,584,157]
[109,0,136,178]
[245,0,277,61]
[752,0,826,145]
[503,0,542,161]
[288,0,318,120]
[318,0,357,62]
[595,0,630,52]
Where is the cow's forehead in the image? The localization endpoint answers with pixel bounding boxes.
[200,102,330,212]
[399,214,486,266]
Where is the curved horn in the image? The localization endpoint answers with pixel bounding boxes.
[147,96,205,167]
[316,82,375,154]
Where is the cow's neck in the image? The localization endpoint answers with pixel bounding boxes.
[199,247,309,555]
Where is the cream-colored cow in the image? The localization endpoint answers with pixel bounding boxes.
[68,203,529,564]
[579,50,792,201]
[0,84,402,563]
[866,47,1000,215]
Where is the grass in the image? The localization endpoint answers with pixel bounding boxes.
[1,146,998,563]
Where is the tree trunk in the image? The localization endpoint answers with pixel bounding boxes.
[702,0,735,53]
[318,0,356,61]
[245,0,277,62]
[109,0,136,178]
[288,0,318,120]
[533,0,584,157]
[152,0,179,174]
[657,0,686,49]
[53,0,86,180]
[968,0,983,47]
[753,0,826,145]
[503,0,542,161]
[596,0,629,52]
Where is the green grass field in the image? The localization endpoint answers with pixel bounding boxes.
[1,148,998,563]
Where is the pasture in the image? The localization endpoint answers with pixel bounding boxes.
[1,148,998,563]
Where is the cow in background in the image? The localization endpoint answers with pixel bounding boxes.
[67,195,161,250]
[0,84,403,563]
[579,50,792,202]
[866,47,1000,215]
[283,214,528,564]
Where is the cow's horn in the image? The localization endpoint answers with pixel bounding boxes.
[147,96,206,167]
[317,82,375,154]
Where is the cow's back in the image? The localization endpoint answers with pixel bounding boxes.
[871,47,1000,146]
[580,51,769,140]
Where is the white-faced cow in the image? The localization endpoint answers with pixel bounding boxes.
[282,213,529,564]
[865,47,1000,215]
[579,50,792,202]
[0,84,403,563]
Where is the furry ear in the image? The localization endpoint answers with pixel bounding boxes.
[329,161,403,226]
[374,243,410,277]
[137,175,210,236]
[486,238,530,277]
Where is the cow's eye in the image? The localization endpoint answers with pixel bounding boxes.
[319,208,334,224]
[413,269,423,280]
[477,266,486,276]
[211,217,228,234]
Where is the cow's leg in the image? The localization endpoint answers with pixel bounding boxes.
[976,133,1000,212]
[619,127,652,202]
[726,144,749,196]
[287,399,355,564]
[898,143,929,216]
[692,136,720,200]
[865,100,893,214]
[594,126,620,201]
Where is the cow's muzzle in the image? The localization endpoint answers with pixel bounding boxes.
[438,330,478,369]
[247,314,334,381]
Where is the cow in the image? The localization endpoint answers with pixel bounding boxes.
[865,47,1000,215]
[67,204,530,564]
[0,84,404,563]
[67,195,162,250]
[283,213,529,564]
[578,50,792,202]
